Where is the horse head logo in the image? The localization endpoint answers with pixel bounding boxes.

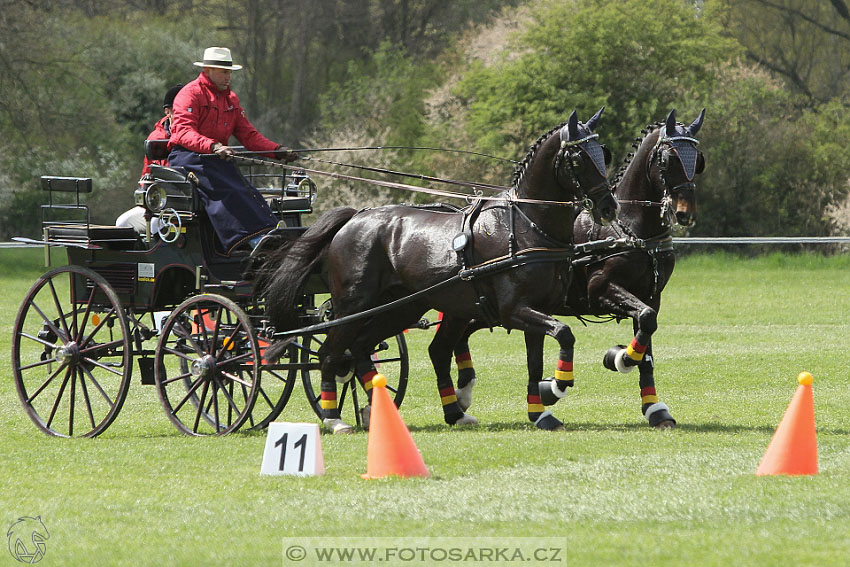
[7,516,49,564]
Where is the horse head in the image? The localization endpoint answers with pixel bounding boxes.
[650,108,706,227]
[557,107,618,225]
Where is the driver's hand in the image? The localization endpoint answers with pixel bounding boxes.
[212,143,235,160]
[274,145,299,162]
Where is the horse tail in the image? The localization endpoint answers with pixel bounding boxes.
[263,206,358,334]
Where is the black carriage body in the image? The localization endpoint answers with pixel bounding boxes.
[44,161,324,311]
[11,153,409,438]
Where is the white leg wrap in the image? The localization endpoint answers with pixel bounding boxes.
[614,348,637,374]
[455,379,476,412]
[549,379,569,399]
[534,410,554,426]
[643,402,670,420]
[454,413,479,426]
[323,418,354,434]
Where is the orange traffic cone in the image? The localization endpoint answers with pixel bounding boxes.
[756,371,818,476]
[362,374,429,479]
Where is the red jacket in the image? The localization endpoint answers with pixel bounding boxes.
[141,115,171,177]
[169,72,278,155]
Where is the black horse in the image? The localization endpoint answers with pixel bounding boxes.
[452,109,706,428]
[263,109,619,433]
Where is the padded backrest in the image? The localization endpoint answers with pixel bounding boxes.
[41,176,92,193]
[145,139,170,161]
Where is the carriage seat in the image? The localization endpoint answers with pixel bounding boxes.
[40,175,138,249]
[46,224,138,248]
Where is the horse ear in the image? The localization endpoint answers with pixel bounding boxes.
[688,108,706,137]
[585,106,605,132]
[567,110,580,140]
[665,109,677,137]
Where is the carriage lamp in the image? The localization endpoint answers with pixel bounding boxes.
[297,176,318,203]
[142,183,169,213]
[285,172,317,202]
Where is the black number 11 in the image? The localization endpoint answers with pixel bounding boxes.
[275,432,308,471]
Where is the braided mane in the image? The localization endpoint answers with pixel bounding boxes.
[611,121,664,187]
[511,122,566,189]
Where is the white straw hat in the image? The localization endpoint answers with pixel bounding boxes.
[193,47,243,70]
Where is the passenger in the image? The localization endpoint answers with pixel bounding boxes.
[140,83,184,177]
[116,84,184,233]
[167,46,298,254]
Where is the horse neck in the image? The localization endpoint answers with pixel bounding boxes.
[513,137,576,245]
[613,128,667,238]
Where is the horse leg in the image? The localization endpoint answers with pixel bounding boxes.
[429,315,478,426]
[319,353,355,434]
[507,308,572,431]
[353,355,379,430]
[635,339,674,428]
[599,300,676,428]
[453,319,487,411]
[317,325,366,434]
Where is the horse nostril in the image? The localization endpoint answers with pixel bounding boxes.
[676,212,696,227]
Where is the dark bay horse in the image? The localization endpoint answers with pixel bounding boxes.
[453,109,706,428]
[263,109,619,433]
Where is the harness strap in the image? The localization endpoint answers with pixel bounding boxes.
[273,247,577,338]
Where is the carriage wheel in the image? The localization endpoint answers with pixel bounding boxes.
[155,294,260,436]
[12,266,132,438]
[176,330,298,432]
[300,332,409,427]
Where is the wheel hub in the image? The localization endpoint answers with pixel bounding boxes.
[191,355,216,378]
[55,342,79,364]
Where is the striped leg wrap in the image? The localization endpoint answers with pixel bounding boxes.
[625,336,648,363]
[640,386,658,407]
[527,394,544,422]
[320,390,340,419]
[439,386,464,424]
[455,351,476,389]
[359,369,377,403]
[554,357,574,392]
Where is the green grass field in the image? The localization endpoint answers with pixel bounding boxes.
[2,248,850,566]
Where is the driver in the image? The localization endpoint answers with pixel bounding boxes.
[168,46,298,254]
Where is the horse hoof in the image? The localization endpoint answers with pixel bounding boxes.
[452,413,479,427]
[644,402,676,428]
[534,411,564,431]
[456,380,476,412]
[360,404,371,431]
[603,345,636,374]
[323,418,354,434]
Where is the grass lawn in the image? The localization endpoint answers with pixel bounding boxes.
[1,247,850,566]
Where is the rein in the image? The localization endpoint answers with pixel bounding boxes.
[302,154,510,193]
[290,145,518,164]
[229,154,589,208]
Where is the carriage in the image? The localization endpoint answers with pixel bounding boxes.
[10,142,410,437]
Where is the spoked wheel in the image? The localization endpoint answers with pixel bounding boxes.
[12,266,132,437]
[300,332,409,427]
[155,294,260,436]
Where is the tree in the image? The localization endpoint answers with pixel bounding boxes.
[720,0,850,104]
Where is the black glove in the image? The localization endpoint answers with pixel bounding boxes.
[275,145,299,162]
